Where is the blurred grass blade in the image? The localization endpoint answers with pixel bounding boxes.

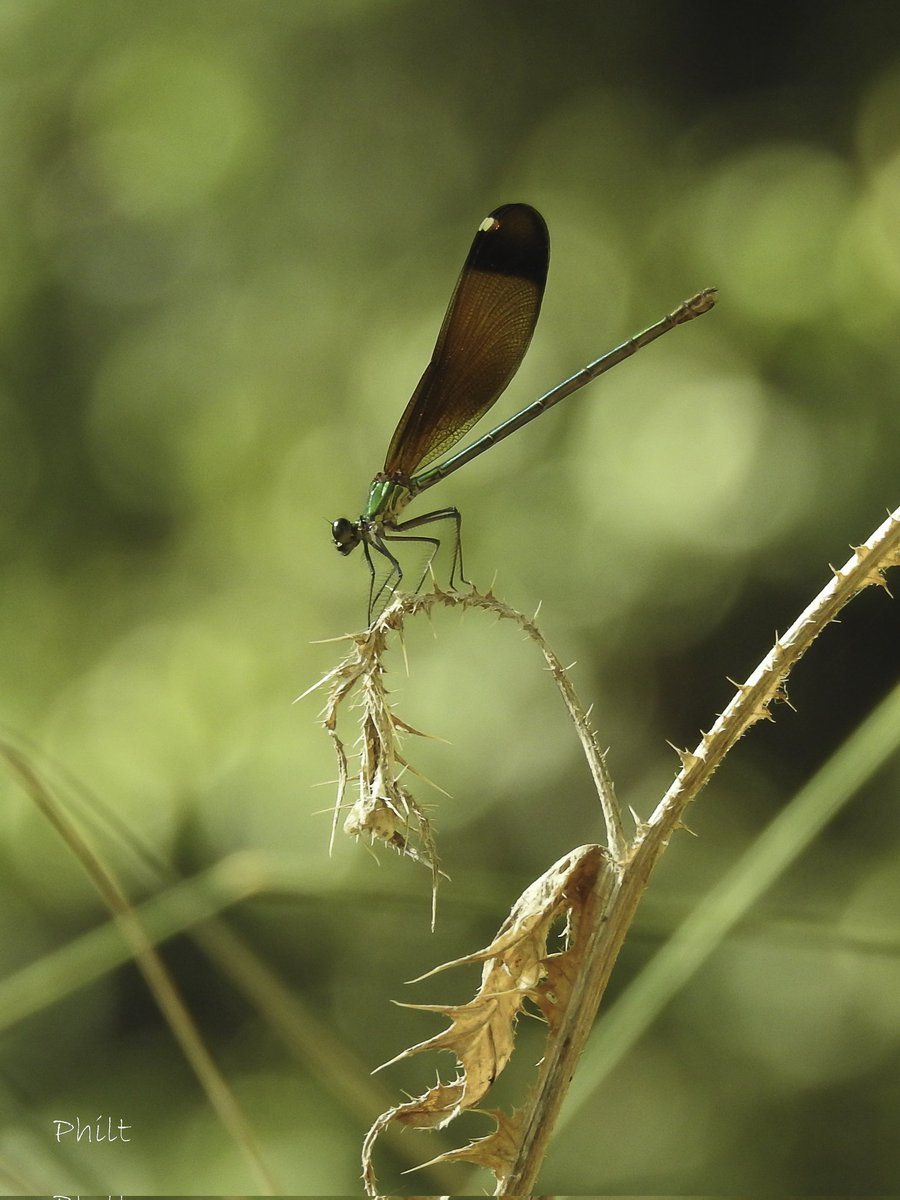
[0,739,279,1193]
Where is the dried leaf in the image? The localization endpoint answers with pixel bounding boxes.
[413,1105,525,1174]
[362,844,605,1193]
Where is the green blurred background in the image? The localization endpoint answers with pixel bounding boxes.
[1,0,900,1194]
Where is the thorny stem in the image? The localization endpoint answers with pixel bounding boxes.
[310,505,900,1195]
[497,505,900,1194]
[304,583,627,915]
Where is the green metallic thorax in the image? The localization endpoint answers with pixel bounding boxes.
[363,473,416,528]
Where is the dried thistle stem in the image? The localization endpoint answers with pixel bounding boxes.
[308,505,900,1195]
[498,504,900,1194]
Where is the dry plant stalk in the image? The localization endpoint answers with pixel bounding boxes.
[307,506,900,1195]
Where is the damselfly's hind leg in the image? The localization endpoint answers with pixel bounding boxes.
[389,505,470,593]
[444,507,470,591]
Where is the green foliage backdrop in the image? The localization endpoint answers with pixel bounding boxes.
[1,1,899,1193]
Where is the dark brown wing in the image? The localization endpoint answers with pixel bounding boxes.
[383,203,549,477]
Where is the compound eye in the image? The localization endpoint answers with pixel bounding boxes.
[332,518,360,554]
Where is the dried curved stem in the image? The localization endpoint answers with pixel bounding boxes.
[498,505,900,1194]
[309,505,900,1195]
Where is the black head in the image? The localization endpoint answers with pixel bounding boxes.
[332,517,361,556]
